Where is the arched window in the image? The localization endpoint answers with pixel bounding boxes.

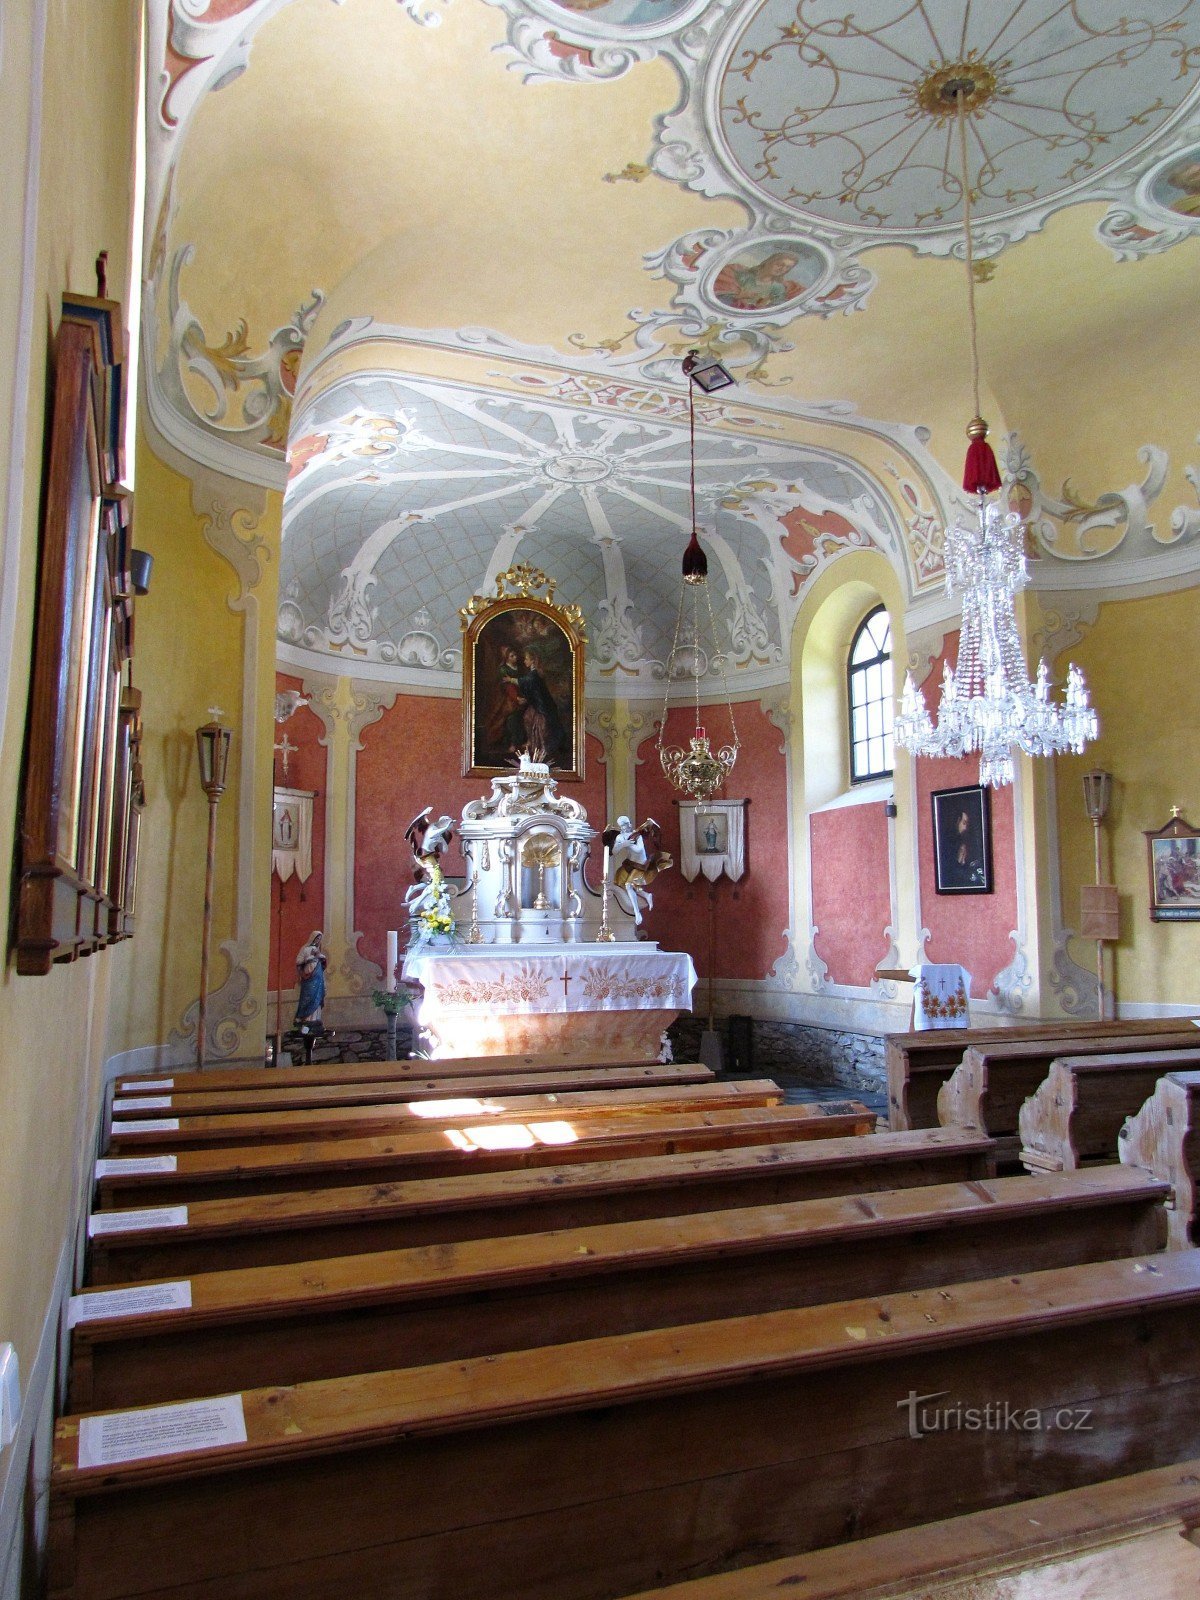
[848,605,894,783]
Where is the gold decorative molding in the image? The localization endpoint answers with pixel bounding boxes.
[460,562,587,640]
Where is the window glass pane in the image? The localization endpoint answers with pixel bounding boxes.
[853,705,868,742]
[851,629,872,665]
[848,606,893,782]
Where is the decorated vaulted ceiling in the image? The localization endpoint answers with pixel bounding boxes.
[146,0,1200,692]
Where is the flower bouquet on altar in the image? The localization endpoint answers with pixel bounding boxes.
[408,864,459,948]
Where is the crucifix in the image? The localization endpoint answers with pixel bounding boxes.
[560,964,573,1002]
[274,732,297,781]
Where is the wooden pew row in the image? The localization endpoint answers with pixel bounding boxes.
[1120,1070,1200,1250]
[114,1050,663,1097]
[1019,1048,1200,1173]
[50,1252,1200,1600]
[86,1127,997,1285]
[67,1166,1169,1412]
[104,1080,786,1153]
[936,1032,1200,1167]
[618,1457,1200,1599]
[886,1015,1197,1131]
[93,1102,875,1209]
[108,1061,716,1119]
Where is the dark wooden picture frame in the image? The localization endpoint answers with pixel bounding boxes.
[932,784,993,895]
[460,563,586,781]
[15,293,139,973]
[1144,811,1200,921]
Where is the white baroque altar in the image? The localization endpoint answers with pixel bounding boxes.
[401,757,696,1059]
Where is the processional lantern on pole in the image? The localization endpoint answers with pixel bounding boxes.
[195,708,232,1069]
[656,350,740,804]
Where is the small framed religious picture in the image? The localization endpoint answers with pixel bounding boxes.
[678,799,747,883]
[932,784,993,895]
[1144,810,1200,921]
[460,562,586,781]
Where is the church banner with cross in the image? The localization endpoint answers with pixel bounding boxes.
[272,787,317,884]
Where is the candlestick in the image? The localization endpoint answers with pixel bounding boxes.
[386,929,398,993]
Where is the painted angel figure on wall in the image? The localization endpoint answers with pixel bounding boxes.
[603,815,674,927]
[404,808,457,943]
[294,930,328,1028]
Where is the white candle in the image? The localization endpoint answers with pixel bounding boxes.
[386,930,398,993]
[602,845,610,881]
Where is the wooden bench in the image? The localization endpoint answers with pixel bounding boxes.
[616,1456,1200,1598]
[50,1251,1200,1600]
[886,1016,1197,1131]
[108,1061,715,1119]
[93,1101,875,1209]
[86,1126,997,1284]
[69,1166,1168,1410]
[1019,1048,1200,1173]
[113,1051,685,1099]
[1121,1069,1200,1250]
[937,1031,1200,1168]
[104,1079,786,1153]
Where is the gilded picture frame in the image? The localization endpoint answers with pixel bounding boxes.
[460,564,586,781]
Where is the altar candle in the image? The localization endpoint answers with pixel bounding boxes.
[602,845,610,881]
[386,929,398,993]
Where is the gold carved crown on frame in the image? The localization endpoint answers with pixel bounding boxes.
[460,563,587,642]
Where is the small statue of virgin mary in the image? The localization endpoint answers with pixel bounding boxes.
[294,930,328,1027]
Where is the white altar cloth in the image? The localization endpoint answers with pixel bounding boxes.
[402,943,696,1060]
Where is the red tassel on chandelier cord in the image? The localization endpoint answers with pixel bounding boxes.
[682,532,708,581]
[963,414,1001,495]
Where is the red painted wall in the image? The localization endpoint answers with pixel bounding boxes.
[269,673,326,998]
[915,637,1019,996]
[810,802,891,986]
[635,702,789,984]
[355,694,607,976]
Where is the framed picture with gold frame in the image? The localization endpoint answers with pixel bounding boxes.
[1144,810,1200,921]
[460,563,586,781]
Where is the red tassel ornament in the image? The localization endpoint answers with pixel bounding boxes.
[963,415,1001,495]
[682,531,708,582]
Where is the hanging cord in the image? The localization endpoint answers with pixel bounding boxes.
[955,88,1001,495]
[957,90,982,422]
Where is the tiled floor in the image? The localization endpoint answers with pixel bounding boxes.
[780,1081,889,1119]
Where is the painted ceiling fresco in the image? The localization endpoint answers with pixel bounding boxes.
[143,0,1200,686]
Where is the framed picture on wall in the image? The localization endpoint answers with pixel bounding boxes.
[460,562,586,781]
[932,784,993,895]
[1144,810,1200,921]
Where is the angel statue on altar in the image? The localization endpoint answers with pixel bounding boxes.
[294,930,328,1028]
[403,807,457,943]
[603,816,674,926]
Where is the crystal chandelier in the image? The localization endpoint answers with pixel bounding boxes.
[893,76,1097,789]
[657,352,739,804]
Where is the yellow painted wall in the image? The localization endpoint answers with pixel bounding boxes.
[0,0,138,1390]
[1055,587,1200,1008]
[104,439,282,1063]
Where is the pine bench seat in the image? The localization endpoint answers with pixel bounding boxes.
[937,1032,1199,1168]
[1019,1049,1200,1172]
[67,1166,1168,1411]
[50,1251,1200,1600]
[886,1016,1197,1131]
[104,1080,785,1153]
[86,1126,996,1284]
[93,1102,875,1209]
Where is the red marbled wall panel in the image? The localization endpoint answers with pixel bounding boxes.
[635,702,789,984]
[269,673,327,993]
[915,636,1019,996]
[354,694,607,975]
[810,802,891,987]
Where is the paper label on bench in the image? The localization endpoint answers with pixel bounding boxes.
[68,1281,192,1327]
[112,1096,173,1112]
[88,1206,189,1238]
[76,1394,247,1469]
[94,1156,178,1177]
[110,1118,180,1133]
[117,1078,174,1092]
